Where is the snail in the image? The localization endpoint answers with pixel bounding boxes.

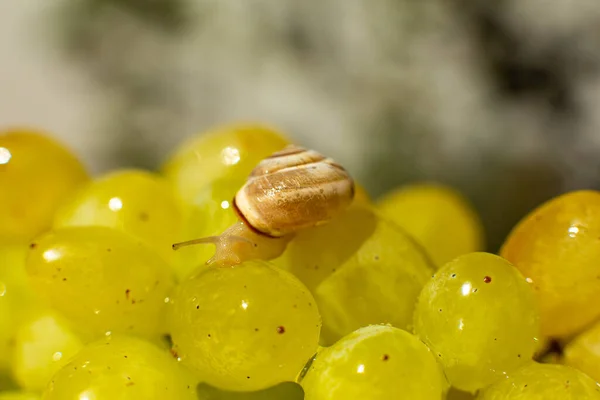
[172,144,355,267]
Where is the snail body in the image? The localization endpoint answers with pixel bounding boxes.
[173,145,355,267]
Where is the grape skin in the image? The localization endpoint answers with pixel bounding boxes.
[500,190,600,338]
[563,320,600,382]
[11,310,83,391]
[25,226,174,342]
[413,252,540,393]
[314,206,435,345]
[196,382,304,400]
[0,129,89,240]
[167,260,321,392]
[53,169,186,278]
[300,325,448,400]
[0,392,40,400]
[377,183,484,267]
[42,335,198,400]
[477,362,600,399]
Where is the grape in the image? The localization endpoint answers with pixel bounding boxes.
[196,382,304,400]
[300,325,448,400]
[42,335,198,400]
[25,226,174,341]
[0,243,40,370]
[500,190,600,338]
[377,183,484,267]
[167,260,321,391]
[271,204,380,293]
[309,206,434,345]
[161,124,290,278]
[353,184,371,206]
[563,320,600,381]
[413,252,540,393]
[0,129,89,240]
[53,169,186,277]
[11,310,83,391]
[477,362,600,399]
[0,392,40,400]
[161,123,290,205]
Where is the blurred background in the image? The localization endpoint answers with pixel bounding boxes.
[1,0,600,251]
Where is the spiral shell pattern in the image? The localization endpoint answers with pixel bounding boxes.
[233,145,355,237]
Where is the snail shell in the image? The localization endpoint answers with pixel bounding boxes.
[233,145,355,238]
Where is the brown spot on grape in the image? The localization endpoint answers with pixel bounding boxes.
[277,326,286,334]
[62,278,67,281]
[196,305,199,310]
[124,355,128,359]
[247,376,250,379]
[382,354,389,361]
[207,334,211,338]
[29,243,37,249]
[125,289,131,299]
[170,348,179,359]
[139,212,149,222]
[254,328,259,332]
[451,274,456,278]
[518,354,521,358]
[126,382,135,386]
[484,276,492,283]
[374,255,380,261]
[107,248,112,252]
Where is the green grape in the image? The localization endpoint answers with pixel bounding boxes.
[0,392,40,400]
[500,190,600,338]
[563,320,600,381]
[308,206,434,345]
[11,309,84,391]
[300,325,448,400]
[377,183,484,267]
[42,335,198,400]
[53,169,186,277]
[413,252,540,393]
[0,128,89,240]
[26,226,174,341]
[161,124,290,279]
[167,260,321,391]
[161,123,290,205]
[0,243,40,370]
[196,382,304,400]
[477,362,600,399]
[271,204,379,293]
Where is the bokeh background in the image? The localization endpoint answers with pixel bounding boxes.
[2,0,600,251]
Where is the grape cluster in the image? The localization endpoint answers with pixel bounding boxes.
[1,126,600,399]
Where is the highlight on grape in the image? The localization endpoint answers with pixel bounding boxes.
[1,126,600,399]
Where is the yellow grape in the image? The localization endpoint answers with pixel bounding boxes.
[311,206,434,345]
[0,243,40,370]
[271,204,380,293]
[11,310,83,391]
[477,362,600,399]
[196,382,304,400]
[377,183,484,267]
[413,253,540,393]
[300,325,448,400]
[42,335,198,400]
[53,169,186,276]
[168,260,321,391]
[500,190,600,338]
[563,320,600,381]
[26,226,174,341]
[161,123,290,204]
[0,129,89,240]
